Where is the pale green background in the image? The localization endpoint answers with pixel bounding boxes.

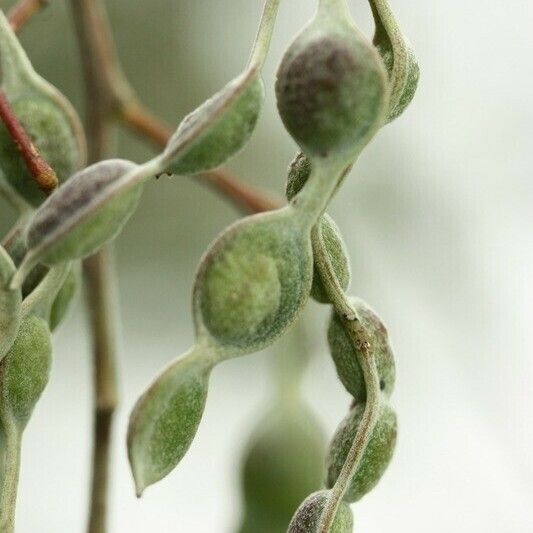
[1,0,532,532]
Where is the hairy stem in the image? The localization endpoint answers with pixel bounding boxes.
[8,0,49,33]
[0,89,58,195]
[0,423,22,533]
[70,1,120,532]
[311,223,381,533]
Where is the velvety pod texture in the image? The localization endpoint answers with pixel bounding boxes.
[239,403,325,533]
[167,75,264,175]
[328,297,395,401]
[288,490,353,533]
[0,96,81,206]
[0,314,51,430]
[26,159,142,265]
[286,153,351,303]
[326,402,397,502]
[276,21,385,157]
[127,354,211,495]
[194,209,313,352]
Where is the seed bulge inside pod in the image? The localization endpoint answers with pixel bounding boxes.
[326,402,397,503]
[195,210,312,353]
[276,29,385,158]
[288,490,353,533]
[239,403,325,531]
[26,159,141,265]
[328,297,396,402]
[0,96,81,206]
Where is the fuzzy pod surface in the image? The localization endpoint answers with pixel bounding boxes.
[288,490,353,533]
[167,75,264,176]
[326,401,397,502]
[194,209,313,354]
[127,352,211,496]
[25,159,142,266]
[328,297,395,401]
[276,13,387,159]
[0,314,51,430]
[239,403,325,533]
[0,96,82,206]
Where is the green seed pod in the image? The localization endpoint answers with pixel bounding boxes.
[127,350,212,496]
[288,490,353,533]
[238,403,325,533]
[326,402,397,502]
[12,159,144,288]
[0,246,21,362]
[327,298,395,402]
[165,74,264,176]
[0,313,51,431]
[49,262,81,331]
[276,1,388,159]
[369,0,420,122]
[286,153,351,304]
[194,208,313,354]
[0,11,86,207]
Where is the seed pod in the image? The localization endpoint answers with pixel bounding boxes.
[276,4,388,159]
[238,403,325,533]
[49,262,81,331]
[164,73,264,176]
[327,298,395,402]
[288,490,353,533]
[286,154,351,304]
[127,350,212,496]
[0,246,21,362]
[0,313,51,431]
[0,11,86,206]
[326,402,397,502]
[369,0,420,122]
[12,159,143,287]
[194,208,313,354]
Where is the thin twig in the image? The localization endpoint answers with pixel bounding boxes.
[0,89,58,195]
[7,0,49,33]
[69,2,120,532]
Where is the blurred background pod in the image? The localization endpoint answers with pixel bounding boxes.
[0,10,86,208]
[237,323,326,533]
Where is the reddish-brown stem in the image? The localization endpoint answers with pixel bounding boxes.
[0,89,57,195]
[8,0,49,33]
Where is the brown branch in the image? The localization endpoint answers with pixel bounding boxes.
[120,102,282,213]
[8,0,49,33]
[0,89,57,194]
